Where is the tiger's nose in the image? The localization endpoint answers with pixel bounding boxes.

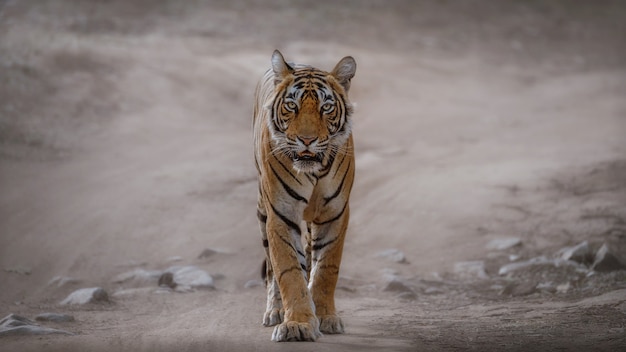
[298,136,317,146]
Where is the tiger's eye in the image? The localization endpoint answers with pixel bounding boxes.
[285,101,297,110]
[322,103,334,112]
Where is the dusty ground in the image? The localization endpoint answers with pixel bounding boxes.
[1,1,626,351]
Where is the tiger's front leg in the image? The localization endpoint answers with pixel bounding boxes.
[265,202,321,342]
[309,203,350,334]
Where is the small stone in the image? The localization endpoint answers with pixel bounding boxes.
[556,282,571,294]
[557,241,593,265]
[382,276,414,294]
[35,313,75,323]
[499,256,551,275]
[113,268,162,285]
[112,287,156,298]
[158,272,177,288]
[197,248,218,259]
[165,266,215,290]
[395,291,417,301]
[244,279,264,289]
[48,276,81,288]
[4,266,31,275]
[486,238,522,251]
[454,261,488,279]
[375,249,408,264]
[501,281,537,297]
[592,244,626,272]
[0,314,73,336]
[60,287,109,305]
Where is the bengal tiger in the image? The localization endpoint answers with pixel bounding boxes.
[253,50,357,342]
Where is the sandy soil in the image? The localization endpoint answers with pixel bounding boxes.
[1,1,625,351]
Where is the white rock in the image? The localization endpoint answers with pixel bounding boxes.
[165,266,215,289]
[557,241,592,264]
[60,287,109,305]
[47,276,81,288]
[112,268,162,285]
[591,243,626,272]
[498,256,587,276]
[375,249,408,264]
[486,238,522,251]
[0,314,73,336]
[454,261,488,279]
[244,279,264,289]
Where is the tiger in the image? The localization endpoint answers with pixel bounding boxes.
[253,50,357,342]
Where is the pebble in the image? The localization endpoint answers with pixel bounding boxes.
[592,243,626,272]
[486,237,522,251]
[60,287,109,305]
[165,265,215,290]
[498,256,586,276]
[113,268,162,285]
[453,261,488,279]
[557,241,593,264]
[197,248,219,259]
[35,313,75,323]
[158,272,177,288]
[244,279,264,289]
[375,249,408,264]
[0,314,73,336]
[382,275,414,294]
[48,276,81,288]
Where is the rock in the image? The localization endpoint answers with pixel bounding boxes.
[113,268,162,285]
[382,275,414,294]
[60,287,109,305]
[35,313,75,323]
[375,249,408,264]
[197,248,219,259]
[4,266,31,275]
[158,272,177,288]
[486,238,522,251]
[454,261,488,279]
[395,291,417,301]
[0,314,73,336]
[165,266,215,290]
[48,276,81,288]
[591,243,626,272]
[244,279,264,289]
[166,256,183,263]
[498,256,587,276]
[501,281,537,297]
[556,282,571,294]
[557,241,593,265]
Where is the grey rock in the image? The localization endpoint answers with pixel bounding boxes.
[486,237,522,251]
[395,291,417,301]
[4,266,31,275]
[60,287,109,305]
[47,276,81,288]
[165,265,215,290]
[158,272,176,288]
[112,287,156,298]
[382,275,414,294]
[35,313,75,323]
[166,256,183,263]
[375,249,408,264]
[0,314,73,336]
[197,248,219,259]
[113,268,162,285]
[498,256,587,276]
[557,241,593,264]
[501,281,537,297]
[244,279,264,289]
[454,261,488,279]
[592,243,626,272]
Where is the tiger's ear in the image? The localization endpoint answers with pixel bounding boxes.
[271,50,294,83]
[331,56,357,92]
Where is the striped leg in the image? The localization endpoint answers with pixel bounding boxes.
[258,204,283,327]
[266,203,320,342]
[309,204,349,334]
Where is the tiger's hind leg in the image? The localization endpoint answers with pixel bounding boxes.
[258,204,283,327]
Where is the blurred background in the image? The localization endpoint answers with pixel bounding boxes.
[1,1,625,350]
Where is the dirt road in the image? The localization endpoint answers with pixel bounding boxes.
[1,1,625,351]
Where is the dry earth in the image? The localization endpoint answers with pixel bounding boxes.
[1,1,626,351]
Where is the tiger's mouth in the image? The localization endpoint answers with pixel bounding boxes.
[294,150,323,163]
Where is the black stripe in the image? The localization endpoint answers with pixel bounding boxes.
[277,265,301,283]
[270,202,302,235]
[262,239,269,247]
[314,201,348,226]
[324,161,350,205]
[275,157,302,185]
[333,153,347,178]
[257,210,267,223]
[270,164,308,204]
[278,234,298,254]
[312,237,337,251]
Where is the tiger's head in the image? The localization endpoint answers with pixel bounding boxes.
[266,50,356,173]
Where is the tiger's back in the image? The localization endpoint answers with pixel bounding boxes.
[253,50,356,342]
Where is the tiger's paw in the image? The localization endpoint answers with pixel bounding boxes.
[319,315,344,334]
[263,308,284,327]
[271,320,322,342]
